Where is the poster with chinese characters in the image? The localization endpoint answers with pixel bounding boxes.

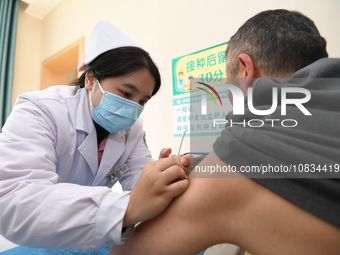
[172,42,228,96]
[173,86,232,137]
[172,42,232,138]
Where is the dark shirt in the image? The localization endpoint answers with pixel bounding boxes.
[94,121,109,146]
[213,58,340,227]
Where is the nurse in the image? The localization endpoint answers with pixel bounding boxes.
[0,21,190,252]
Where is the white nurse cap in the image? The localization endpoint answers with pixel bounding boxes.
[81,21,140,69]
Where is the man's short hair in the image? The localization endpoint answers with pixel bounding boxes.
[225,9,328,77]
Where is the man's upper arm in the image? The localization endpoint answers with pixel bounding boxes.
[110,152,253,255]
[110,152,340,255]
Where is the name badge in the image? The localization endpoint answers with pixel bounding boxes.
[107,163,131,183]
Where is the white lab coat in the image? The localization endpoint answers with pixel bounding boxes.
[0,86,154,252]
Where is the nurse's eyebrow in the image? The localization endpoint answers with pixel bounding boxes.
[123,83,152,99]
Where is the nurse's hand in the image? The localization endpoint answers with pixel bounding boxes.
[158,149,192,178]
[123,156,191,227]
[158,148,192,170]
[158,148,172,159]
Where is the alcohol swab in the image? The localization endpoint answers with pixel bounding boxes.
[177,129,186,156]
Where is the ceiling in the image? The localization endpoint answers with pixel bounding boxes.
[21,0,63,20]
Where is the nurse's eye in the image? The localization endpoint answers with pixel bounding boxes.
[139,100,147,106]
[120,90,132,98]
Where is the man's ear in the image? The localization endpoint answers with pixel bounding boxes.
[85,71,96,91]
[238,53,255,88]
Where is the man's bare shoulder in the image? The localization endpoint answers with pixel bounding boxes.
[110,152,340,255]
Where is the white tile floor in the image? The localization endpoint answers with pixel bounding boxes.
[0,235,17,252]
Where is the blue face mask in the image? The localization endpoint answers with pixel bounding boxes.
[89,80,144,133]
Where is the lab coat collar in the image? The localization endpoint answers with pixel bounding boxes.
[92,131,126,186]
[75,88,93,134]
[78,125,126,181]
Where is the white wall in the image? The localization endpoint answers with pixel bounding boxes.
[13,0,340,158]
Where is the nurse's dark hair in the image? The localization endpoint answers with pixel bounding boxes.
[73,47,161,96]
[225,9,328,77]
